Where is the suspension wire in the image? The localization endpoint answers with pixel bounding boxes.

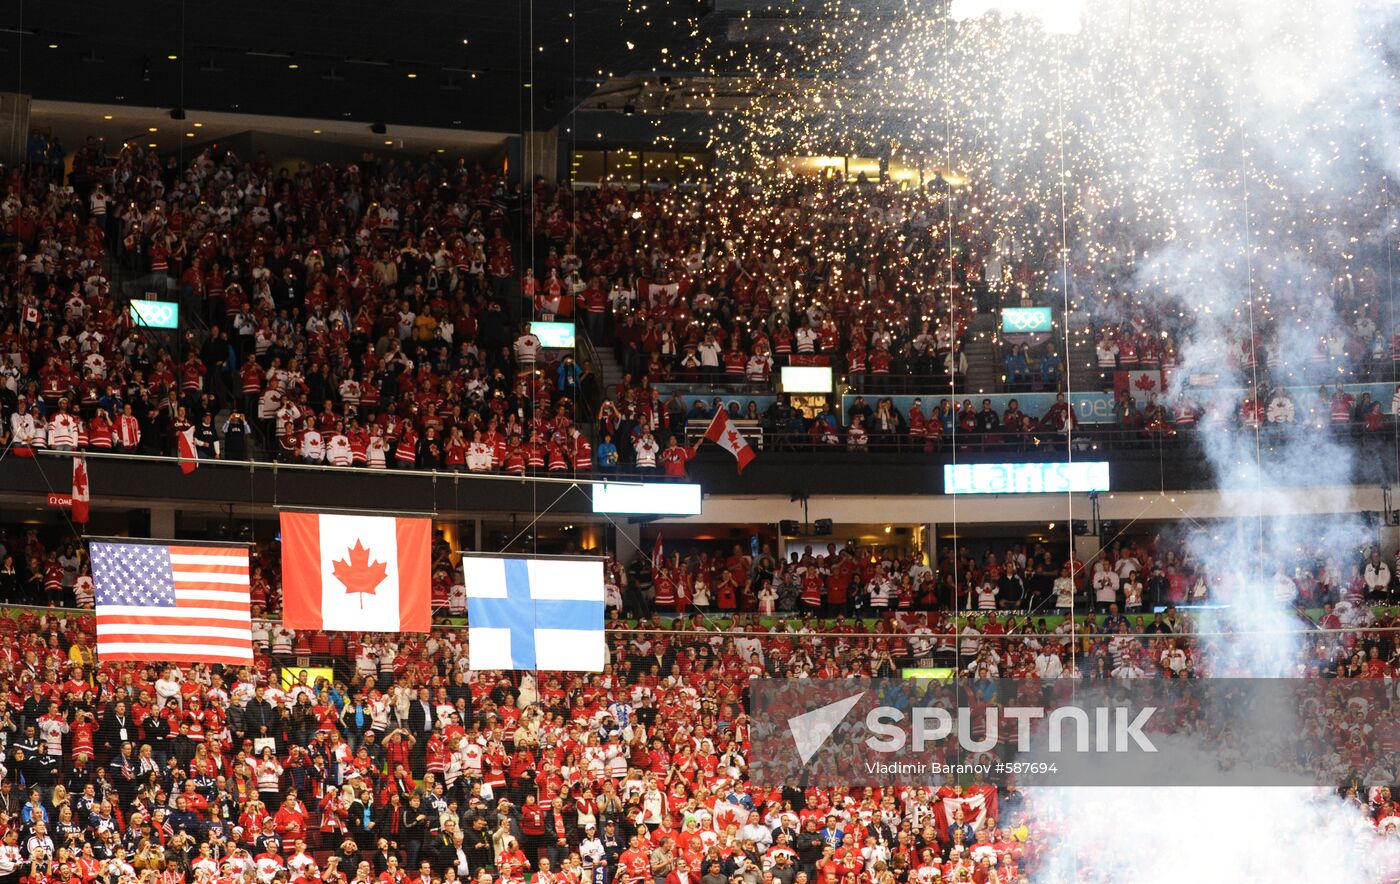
[941,0,961,683]
[1386,178,1399,506]
[1221,17,1269,642]
[1052,30,1077,677]
[10,1,21,169]
[177,0,187,166]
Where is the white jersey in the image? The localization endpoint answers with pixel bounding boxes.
[466,441,494,472]
[635,437,659,467]
[300,430,324,461]
[325,434,352,466]
[367,437,388,469]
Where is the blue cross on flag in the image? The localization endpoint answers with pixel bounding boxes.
[465,556,605,671]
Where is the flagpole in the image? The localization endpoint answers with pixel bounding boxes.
[274,504,440,519]
[455,551,607,561]
[82,536,254,548]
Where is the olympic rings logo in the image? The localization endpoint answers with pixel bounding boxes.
[130,300,179,328]
[1001,308,1052,333]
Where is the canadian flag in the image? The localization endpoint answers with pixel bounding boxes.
[713,799,749,833]
[702,410,756,474]
[280,512,431,632]
[1113,370,1162,400]
[71,457,90,524]
[941,792,987,830]
[647,282,681,305]
[177,426,199,474]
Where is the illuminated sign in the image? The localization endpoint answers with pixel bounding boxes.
[592,482,703,516]
[943,461,1109,495]
[531,321,576,348]
[129,299,180,329]
[1001,307,1053,334]
[902,668,956,680]
[280,667,335,691]
[780,366,834,394]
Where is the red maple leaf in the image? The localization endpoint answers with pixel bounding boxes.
[1134,373,1157,392]
[332,539,388,608]
[726,429,742,447]
[72,463,87,496]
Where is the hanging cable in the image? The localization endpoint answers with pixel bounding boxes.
[942,0,961,682]
[1052,30,1078,677]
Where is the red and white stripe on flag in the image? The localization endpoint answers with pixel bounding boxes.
[703,410,756,473]
[280,512,431,632]
[71,457,89,524]
[93,542,252,665]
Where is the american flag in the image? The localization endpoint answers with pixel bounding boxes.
[92,541,253,665]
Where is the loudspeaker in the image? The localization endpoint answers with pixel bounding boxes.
[813,519,833,536]
[779,520,800,536]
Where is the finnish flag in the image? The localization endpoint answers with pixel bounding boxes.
[465,556,606,671]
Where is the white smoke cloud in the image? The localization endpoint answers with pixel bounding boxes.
[943,1,1400,879]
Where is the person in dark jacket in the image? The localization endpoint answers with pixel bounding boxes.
[464,815,495,873]
[221,411,252,460]
[191,412,220,460]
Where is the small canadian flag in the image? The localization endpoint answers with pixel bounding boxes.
[703,410,756,474]
[177,426,199,474]
[71,457,89,524]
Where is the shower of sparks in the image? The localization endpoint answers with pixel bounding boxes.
[622,0,1400,378]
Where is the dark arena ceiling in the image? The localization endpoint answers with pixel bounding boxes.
[0,0,708,133]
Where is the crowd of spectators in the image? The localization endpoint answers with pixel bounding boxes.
[1,508,1399,884]
[0,554,1393,884]
[4,142,1400,473]
[0,142,619,476]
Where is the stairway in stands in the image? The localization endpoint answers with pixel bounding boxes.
[961,313,1000,397]
[1063,312,1108,392]
[586,332,628,404]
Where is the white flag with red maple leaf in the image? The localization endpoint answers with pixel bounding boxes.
[702,410,756,474]
[71,457,89,524]
[279,512,432,632]
[1113,370,1163,401]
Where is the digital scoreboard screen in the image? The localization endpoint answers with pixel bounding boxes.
[943,461,1109,494]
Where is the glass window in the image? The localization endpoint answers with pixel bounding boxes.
[846,156,880,182]
[607,150,640,184]
[643,151,679,183]
[570,150,605,184]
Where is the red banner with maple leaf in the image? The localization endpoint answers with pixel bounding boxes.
[1113,369,1163,401]
[279,512,431,632]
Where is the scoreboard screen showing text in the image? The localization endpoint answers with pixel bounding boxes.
[943,461,1109,494]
